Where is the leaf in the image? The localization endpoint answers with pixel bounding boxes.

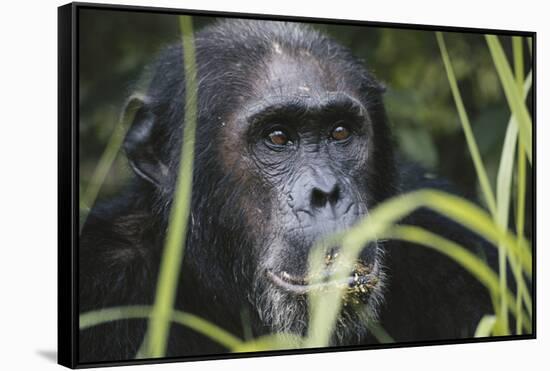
[305,189,532,347]
[171,311,243,350]
[143,15,199,358]
[474,315,497,337]
[495,69,532,336]
[486,35,532,163]
[436,32,497,217]
[80,306,244,352]
[233,334,303,352]
[80,306,151,330]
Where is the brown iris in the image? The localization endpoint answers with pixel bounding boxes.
[331,125,350,141]
[268,130,290,146]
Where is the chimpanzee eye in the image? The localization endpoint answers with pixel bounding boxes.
[331,125,351,141]
[267,129,291,146]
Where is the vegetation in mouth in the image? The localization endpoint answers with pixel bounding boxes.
[268,250,379,304]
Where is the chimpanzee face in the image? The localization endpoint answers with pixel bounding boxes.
[215,48,385,335]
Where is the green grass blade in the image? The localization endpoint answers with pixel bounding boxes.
[496,68,530,232]
[495,95,518,334]
[387,226,529,331]
[515,152,527,335]
[347,190,532,274]
[513,36,526,335]
[80,306,243,351]
[494,42,532,335]
[80,306,151,330]
[513,71,531,248]
[436,32,497,217]
[79,97,142,231]
[426,192,532,275]
[144,16,198,358]
[171,311,244,350]
[367,322,396,344]
[474,315,497,337]
[233,334,303,352]
[305,240,346,347]
[388,226,501,301]
[486,35,532,163]
[513,37,524,88]
[306,189,532,346]
[496,118,517,229]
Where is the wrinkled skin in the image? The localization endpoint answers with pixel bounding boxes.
[79,20,492,363]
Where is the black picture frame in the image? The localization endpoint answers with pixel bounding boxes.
[58,2,536,368]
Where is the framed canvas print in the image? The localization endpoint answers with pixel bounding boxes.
[58,2,536,368]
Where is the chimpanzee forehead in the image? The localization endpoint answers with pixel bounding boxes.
[252,48,348,100]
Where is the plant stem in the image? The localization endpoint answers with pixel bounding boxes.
[513,36,526,335]
[144,15,198,357]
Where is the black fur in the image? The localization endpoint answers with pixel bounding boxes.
[79,20,492,363]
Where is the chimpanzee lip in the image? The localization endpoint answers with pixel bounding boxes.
[266,261,379,296]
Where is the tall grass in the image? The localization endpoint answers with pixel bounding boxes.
[304,32,533,345]
[140,15,199,358]
[79,24,533,358]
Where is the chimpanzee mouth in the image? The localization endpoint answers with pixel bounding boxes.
[266,260,379,302]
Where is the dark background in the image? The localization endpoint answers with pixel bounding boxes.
[78,8,532,236]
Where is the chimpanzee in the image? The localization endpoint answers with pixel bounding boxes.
[79,19,492,363]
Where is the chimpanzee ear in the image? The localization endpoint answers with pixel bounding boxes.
[122,95,169,187]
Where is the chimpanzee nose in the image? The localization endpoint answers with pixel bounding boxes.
[290,168,347,218]
[310,183,341,209]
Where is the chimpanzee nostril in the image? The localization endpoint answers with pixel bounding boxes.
[310,184,340,209]
[311,188,328,208]
[329,185,340,204]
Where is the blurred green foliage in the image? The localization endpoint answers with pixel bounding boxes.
[79,9,532,235]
